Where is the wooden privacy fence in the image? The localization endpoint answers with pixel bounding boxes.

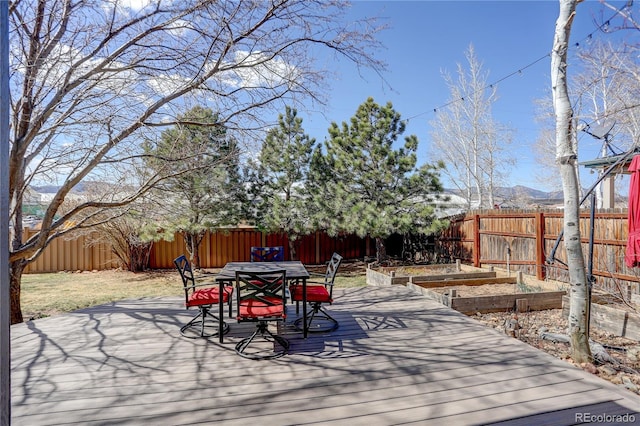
[435,208,640,296]
[23,229,121,273]
[150,228,369,268]
[24,228,370,273]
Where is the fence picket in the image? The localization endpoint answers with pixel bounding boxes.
[435,209,640,297]
[23,228,370,273]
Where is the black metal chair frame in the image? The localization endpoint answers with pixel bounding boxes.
[174,255,231,339]
[235,270,289,360]
[293,252,342,333]
[250,246,284,262]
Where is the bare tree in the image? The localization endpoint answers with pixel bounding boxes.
[576,39,640,145]
[430,44,514,209]
[533,97,566,192]
[7,0,384,324]
[552,0,592,363]
[534,37,640,195]
[90,211,154,272]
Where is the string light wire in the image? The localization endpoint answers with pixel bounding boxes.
[403,1,634,124]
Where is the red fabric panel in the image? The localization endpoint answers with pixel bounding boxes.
[290,285,331,303]
[626,155,640,267]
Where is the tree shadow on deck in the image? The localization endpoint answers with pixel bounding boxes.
[10,287,640,425]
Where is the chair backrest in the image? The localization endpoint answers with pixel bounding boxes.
[174,255,195,302]
[235,270,287,319]
[250,246,284,262]
[323,252,343,292]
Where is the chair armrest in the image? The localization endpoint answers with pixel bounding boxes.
[304,279,327,286]
[198,271,224,277]
[189,278,218,289]
[185,282,212,289]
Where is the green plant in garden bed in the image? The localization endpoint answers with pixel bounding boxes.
[516,281,544,293]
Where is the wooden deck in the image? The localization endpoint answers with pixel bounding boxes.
[10,285,640,425]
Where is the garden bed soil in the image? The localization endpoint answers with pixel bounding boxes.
[427,283,540,297]
[366,263,495,286]
[386,264,463,276]
[408,281,566,314]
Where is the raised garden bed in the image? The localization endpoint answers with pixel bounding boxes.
[408,280,565,314]
[366,263,494,286]
[367,262,566,315]
[562,295,640,341]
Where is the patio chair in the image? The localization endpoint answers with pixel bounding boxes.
[174,255,233,338]
[234,269,289,359]
[250,246,284,262]
[290,252,343,333]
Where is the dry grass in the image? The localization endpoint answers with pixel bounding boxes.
[20,267,367,320]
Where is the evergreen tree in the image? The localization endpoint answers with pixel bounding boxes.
[310,97,445,263]
[248,107,315,259]
[143,106,245,268]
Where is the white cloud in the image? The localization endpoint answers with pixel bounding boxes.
[117,0,154,11]
[146,74,190,97]
[225,50,299,89]
[166,19,191,37]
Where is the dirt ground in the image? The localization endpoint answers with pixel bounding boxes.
[383,265,462,276]
[429,283,543,296]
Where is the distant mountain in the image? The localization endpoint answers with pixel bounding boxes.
[445,185,561,200]
[443,185,567,209]
[31,185,60,193]
[494,185,563,200]
[31,182,87,194]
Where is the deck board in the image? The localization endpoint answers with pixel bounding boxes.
[10,285,640,425]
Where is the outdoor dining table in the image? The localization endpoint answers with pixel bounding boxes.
[214,261,310,342]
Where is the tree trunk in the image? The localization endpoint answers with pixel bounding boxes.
[128,241,152,272]
[551,0,592,363]
[288,238,297,261]
[182,232,204,269]
[375,236,388,264]
[9,260,25,324]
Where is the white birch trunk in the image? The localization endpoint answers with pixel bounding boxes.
[551,0,592,363]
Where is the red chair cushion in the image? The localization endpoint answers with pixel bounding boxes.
[186,286,230,308]
[238,297,285,318]
[291,284,332,303]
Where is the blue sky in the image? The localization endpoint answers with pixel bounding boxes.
[295,0,630,192]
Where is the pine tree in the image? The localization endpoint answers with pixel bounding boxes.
[310,97,445,263]
[143,106,245,268]
[248,107,315,259]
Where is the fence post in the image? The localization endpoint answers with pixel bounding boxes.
[315,231,321,265]
[535,212,546,281]
[473,214,481,268]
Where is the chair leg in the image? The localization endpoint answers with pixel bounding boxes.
[293,302,338,333]
[235,321,289,360]
[180,306,230,339]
